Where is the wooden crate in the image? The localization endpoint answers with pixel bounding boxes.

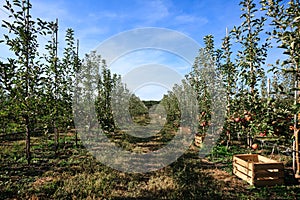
[194,134,205,147]
[233,154,284,186]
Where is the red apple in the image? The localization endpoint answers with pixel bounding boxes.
[234,117,241,123]
[251,143,258,150]
[245,114,252,121]
[201,121,207,127]
[259,132,266,137]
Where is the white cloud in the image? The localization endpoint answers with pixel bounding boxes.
[109,49,190,80]
[88,11,126,20]
[31,0,70,22]
[175,15,208,25]
[77,26,108,39]
[143,0,170,21]
[132,0,170,26]
[94,28,200,68]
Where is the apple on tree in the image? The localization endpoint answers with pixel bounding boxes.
[251,143,258,150]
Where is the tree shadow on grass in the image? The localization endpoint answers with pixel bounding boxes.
[2,135,300,200]
[0,137,90,199]
[108,149,246,200]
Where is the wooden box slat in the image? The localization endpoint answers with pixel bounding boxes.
[254,170,284,179]
[233,156,254,170]
[254,163,284,171]
[233,162,253,176]
[233,167,252,183]
[257,155,277,163]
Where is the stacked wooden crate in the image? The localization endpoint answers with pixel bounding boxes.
[194,134,205,147]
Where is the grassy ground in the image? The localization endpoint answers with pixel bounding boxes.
[1,129,300,199]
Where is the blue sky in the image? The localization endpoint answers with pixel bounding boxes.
[0,0,246,59]
[0,0,285,100]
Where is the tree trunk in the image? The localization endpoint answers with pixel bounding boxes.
[25,115,31,164]
[226,91,231,149]
[53,119,58,153]
[294,129,300,178]
[247,133,253,147]
[75,129,78,147]
[293,61,299,177]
